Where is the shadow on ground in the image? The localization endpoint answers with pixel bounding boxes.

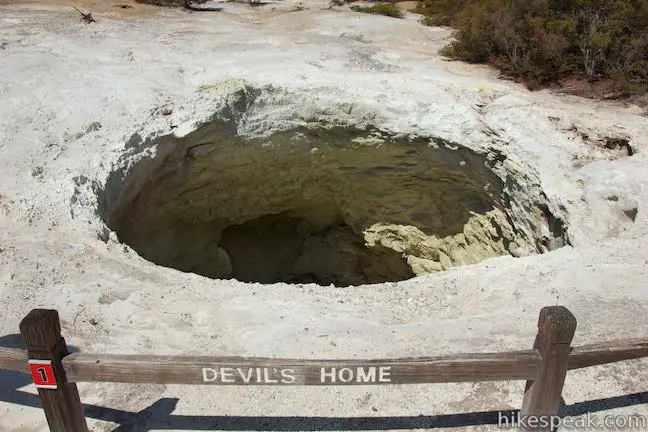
[1,334,646,431]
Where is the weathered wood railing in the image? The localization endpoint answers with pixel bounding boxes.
[0,306,647,432]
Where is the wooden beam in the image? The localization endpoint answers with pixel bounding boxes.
[569,338,648,370]
[20,309,89,432]
[521,306,577,431]
[0,347,29,373]
[7,337,648,381]
[62,351,542,385]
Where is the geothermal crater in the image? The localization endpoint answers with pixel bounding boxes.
[101,122,567,287]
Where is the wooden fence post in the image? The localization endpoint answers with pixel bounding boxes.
[521,306,577,431]
[20,309,89,432]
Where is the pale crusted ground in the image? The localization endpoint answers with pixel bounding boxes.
[0,1,647,431]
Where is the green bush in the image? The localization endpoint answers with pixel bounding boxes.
[411,0,467,25]
[417,0,648,94]
[351,3,404,18]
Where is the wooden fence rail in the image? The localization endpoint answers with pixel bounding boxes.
[61,350,543,385]
[569,339,648,369]
[0,306,646,432]
[0,346,28,372]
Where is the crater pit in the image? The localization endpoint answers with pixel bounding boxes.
[100,119,568,286]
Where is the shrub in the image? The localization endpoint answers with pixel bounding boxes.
[351,3,404,18]
[416,0,648,94]
[411,0,467,25]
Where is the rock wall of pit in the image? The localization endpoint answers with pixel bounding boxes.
[98,83,568,286]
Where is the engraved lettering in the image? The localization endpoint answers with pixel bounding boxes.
[357,367,377,382]
[320,367,336,383]
[281,368,296,384]
[338,368,353,383]
[263,368,278,383]
[220,367,235,383]
[202,368,218,382]
[237,368,254,383]
[378,366,391,382]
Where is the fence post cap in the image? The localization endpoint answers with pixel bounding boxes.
[537,306,577,344]
[20,309,61,349]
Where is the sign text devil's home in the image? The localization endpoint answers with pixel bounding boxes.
[201,366,393,385]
